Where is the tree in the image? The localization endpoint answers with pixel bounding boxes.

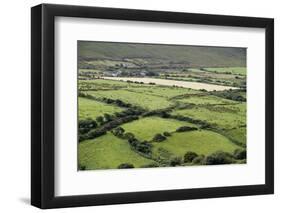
[169,156,182,167]
[184,151,198,163]
[176,126,197,132]
[153,133,166,142]
[163,132,171,137]
[79,119,97,129]
[79,164,86,170]
[141,162,159,168]
[204,151,234,165]
[104,113,113,122]
[96,116,104,124]
[112,127,125,137]
[192,155,205,165]
[136,142,152,155]
[118,163,134,169]
[124,132,135,140]
[233,149,246,160]
[78,119,98,135]
[87,128,106,139]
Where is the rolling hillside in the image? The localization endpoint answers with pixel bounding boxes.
[78,41,246,67]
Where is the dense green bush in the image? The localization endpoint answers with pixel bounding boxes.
[128,137,152,155]
[111,127,125,137]
[118,163,134,169]
[176,126,198,132]
[79,164,86,170]
[210,90,246,102]
[104,113,114,122]
[141,162,159,168]
[204,151,234,165]
[87,128,107,139]
[96,116,104,124]
[79,119,98,134]
[153,133,166,142]
[169,156,182,166]
[192,155,205,165]
[142,109,171,118]
[233,149,246,160]
[124,132,135,140]
[78,134,87,142]
[184,151,198,163]
[163,132,171,137]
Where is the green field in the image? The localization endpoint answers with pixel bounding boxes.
[125,86,199,99]
[79,133,155,170]
[78,97,123,120]
[172,103,246,129]
[89,90,172,110]
[78,41,247,170]
[177,94,236,105]
[222,127,247,145]
[121,117,196,141]
[152,130,240,158]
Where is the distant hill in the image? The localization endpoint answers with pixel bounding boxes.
[78,41,246,67]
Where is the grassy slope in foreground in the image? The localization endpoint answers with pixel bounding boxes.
[121,116,197,141]
[79,97,123,120]
[152,130,240,158]
[79,133,155,170]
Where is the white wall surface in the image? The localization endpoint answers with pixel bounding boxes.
[0,0,279,212]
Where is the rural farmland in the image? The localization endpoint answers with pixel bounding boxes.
[78,41,247,170]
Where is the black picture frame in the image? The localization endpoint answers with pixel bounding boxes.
[31,3,274,209]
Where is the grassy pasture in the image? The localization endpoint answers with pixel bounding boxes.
[89,90,172,110]
[78,42,247,170]
[152,130,240,159]
[177,94,236,105]
[121,116,196,141]
[222,127,247,145]
[124,86,199,99]
[78,97,123,120]
[79,133,155,170]
[172,103,246,129]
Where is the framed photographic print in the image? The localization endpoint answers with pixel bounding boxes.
[31,3,274,209]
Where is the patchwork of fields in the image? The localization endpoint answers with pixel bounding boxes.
[78,41,247,170]
[78,76,247,170]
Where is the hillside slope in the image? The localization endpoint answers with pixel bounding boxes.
[78,41,246,67]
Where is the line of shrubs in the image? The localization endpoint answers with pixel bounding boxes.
[79,119,98,134]
[183,149,247,165]
[79,92,138,109]
[210,89,246,102]
[116,148,246,170]
[142,109,211,130]
[79,115,139,142]
[78,105,146,142]
[151,126,197,143]
[112,127,152,157]
[168,114,211,129]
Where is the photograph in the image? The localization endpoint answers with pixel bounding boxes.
[29,2,274,209]
[77,41,247,171]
